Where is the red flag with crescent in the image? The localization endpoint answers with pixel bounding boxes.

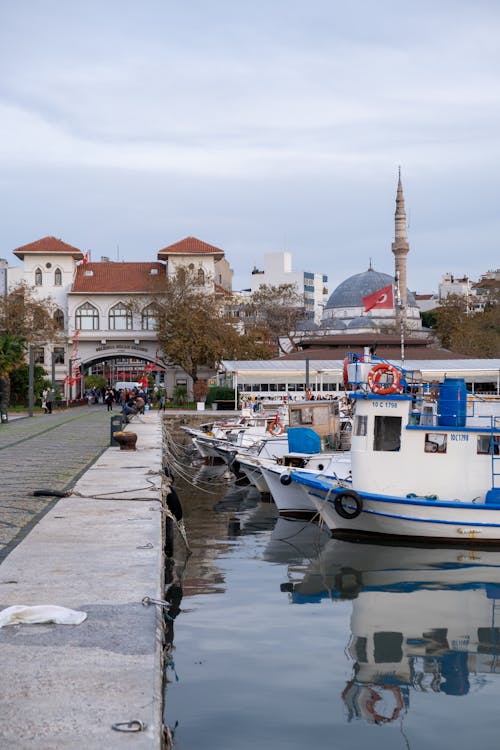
[362,284,394,312]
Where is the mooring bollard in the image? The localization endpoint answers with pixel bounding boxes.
[113,431,138,451]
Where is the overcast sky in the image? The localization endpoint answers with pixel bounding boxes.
[1,1,499,294]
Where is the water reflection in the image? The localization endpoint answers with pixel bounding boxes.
[284,539,500,724]
[264,516,330,565]
[166,455,500,748]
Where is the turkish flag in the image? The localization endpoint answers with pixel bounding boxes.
[362,284,394,312]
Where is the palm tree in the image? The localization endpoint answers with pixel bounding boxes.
[0,334,26,422]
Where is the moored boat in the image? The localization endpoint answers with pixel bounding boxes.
[289,351,500,542]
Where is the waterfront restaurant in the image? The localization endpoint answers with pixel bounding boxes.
[219,358,500,401]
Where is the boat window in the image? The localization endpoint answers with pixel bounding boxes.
[477,435,499,455]
[424,433,447,454]
[299,407,314,425]
[373,416,401,452]
[354,415,367,437]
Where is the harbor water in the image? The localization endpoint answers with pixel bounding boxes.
[164,459,500,749]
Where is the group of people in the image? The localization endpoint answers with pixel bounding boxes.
[118,387,152,421]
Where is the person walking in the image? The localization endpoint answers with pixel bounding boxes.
[41,389,48,414]
[45,388,53,414]
[104,389,114,412]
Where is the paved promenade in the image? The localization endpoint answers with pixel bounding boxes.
[0,407,165,749]
[0,406,113,559]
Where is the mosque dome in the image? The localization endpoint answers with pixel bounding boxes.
[324,267,417,312]
[347,316,377,329]
[296,318,319,332]
[320,318,347,330]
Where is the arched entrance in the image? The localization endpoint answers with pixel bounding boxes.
[64,354,166,402]
[83,355,166,389]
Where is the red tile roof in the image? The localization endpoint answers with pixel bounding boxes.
[71,262,166,293]
[13,236,84,260]
[157,236,225,258]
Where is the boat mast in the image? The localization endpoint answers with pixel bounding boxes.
[391,167,410,363]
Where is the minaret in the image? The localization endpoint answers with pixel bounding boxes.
[391,167,410,321]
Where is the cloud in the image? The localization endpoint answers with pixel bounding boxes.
[0,0,499,293]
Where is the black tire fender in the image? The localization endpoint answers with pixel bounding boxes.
[334,490,363,520]
[280,473,292,485]
[166,487,183,522]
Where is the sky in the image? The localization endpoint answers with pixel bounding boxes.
[1,1,499,295]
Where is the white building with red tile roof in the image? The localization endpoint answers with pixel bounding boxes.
[6,235,233,400]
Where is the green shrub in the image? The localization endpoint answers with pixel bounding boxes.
[173,385,188,406]
[205,386,235,407]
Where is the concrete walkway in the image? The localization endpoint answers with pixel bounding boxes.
[0,410,165,749]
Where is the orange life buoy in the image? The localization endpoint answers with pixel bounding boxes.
[268,420,285,436]
[268,413,285,435]
[368,363,402,395]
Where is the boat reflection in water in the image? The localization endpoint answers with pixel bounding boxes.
[282,538,500,725]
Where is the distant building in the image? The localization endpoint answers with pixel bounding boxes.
[439,273,472,301]
[413,269,500,315]
[250,251,328,324]
[6,235,233,400]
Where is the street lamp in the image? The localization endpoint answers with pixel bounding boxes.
[28,343,35,417]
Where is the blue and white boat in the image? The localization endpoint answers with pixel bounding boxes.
[289,351,500,543]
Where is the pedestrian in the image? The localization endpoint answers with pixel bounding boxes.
[41,389,48,414]
[105,389,114,412]
[45,388,53,414]
[159,394,166,411]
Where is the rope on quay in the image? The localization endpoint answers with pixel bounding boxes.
[32,489,70,497]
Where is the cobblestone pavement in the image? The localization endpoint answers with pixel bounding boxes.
[0,406,117,560]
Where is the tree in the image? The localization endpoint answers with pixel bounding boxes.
[0,281,62,342]
[433,294,500,356]
[0,334,26,418]
[143,267,269,385]
[9,363,48,408]
[243,283,306,354]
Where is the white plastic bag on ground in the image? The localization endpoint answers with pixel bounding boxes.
[0,605,87,628]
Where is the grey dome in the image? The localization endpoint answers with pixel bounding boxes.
[295,318,319,332]
[347,316,377,329]
[320,318,346,330]
[325,268,417,310]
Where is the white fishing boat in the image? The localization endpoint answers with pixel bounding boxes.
[184,405,289,460]
[185,398,351,492]
[289,351,500,543]
[228,400,352,510]
[260,450,352,517]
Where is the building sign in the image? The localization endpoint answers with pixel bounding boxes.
[95,344,148,352]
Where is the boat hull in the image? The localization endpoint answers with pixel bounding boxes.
[295,475,500,542]
[260,465,318,517]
